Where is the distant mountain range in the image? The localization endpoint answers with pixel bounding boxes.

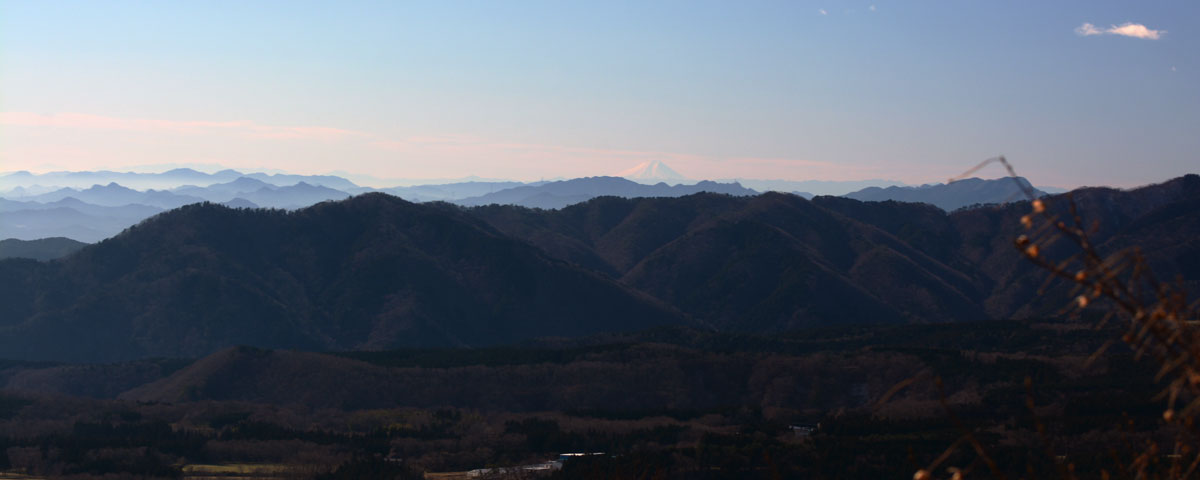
[0,178,353,241]
[12,179,351,210]
[1,170,760,241]
[457,176,758,209]
[366,181,528,202]
[844,177,1045,211]
[0,168,358,191]
[0,174,1194,362]
[19,183,205,209]
[723,178,905,197]
[0,166,1105,245]
[0,197,164,242]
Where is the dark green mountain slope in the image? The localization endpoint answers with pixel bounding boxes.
[474,192,988,330]
[0,237,88,261]
[472,175,1200,328]
[91,320,1118,411]
[0,175,1195,363]
[945,174,1200,318]
[619,193,985,330]
[0,194,687,362]
[472,194,745,275]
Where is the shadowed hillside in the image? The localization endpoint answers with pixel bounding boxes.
[472,174,1200,328]
[0,237,88,261]
[473,193,988,330]
[0,194,687,362]
[0,320,1162,479]
[0,321,1118,412]
[0,176,1196,363]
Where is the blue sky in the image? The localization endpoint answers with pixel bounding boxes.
[1,1,1195,186]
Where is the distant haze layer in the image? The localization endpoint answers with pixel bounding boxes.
[0,165,1088,243]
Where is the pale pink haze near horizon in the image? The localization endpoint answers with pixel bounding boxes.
[0,111,1127,188]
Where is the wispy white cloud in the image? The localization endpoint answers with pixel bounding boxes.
[869,5,876,12]
[1075,22,1165,40]
[1075,23,1103,36]
[818,8,827,15]
[1107,22,1165,39]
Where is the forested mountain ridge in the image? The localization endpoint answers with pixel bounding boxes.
[0,237,88,261]
[473,193,986,331]
[0,175,1196,362]
[470,174,1200,326]
[0,193,688,362]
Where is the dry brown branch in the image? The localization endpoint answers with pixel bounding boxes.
[902,156,1198,479]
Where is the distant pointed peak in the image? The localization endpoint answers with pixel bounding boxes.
[91,182,133,191]
[616,160,687,182]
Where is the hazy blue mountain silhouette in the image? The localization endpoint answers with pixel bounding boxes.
[239,182,351,208]
[0,208,112,242]
[172,178,350,208]
[457,176,758,209]
[0,197,162,218]
[0,198,164,242]
[844,177,1045,211]
[0,169,359,191]
[1,177,355,242]
[221,198,259,209]
[173,177,278,202]
[22,183,204,209]
[723,178,906,196]
[369,181,528,202]
[1,185,62,197]
[242,172,358,190]
[0,168,238,191]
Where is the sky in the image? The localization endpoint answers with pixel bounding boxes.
[1,1,1196,187]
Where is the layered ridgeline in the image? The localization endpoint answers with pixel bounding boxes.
[0,175,1195,362]
[474,174,1198,326]
[2,164,1049,244]
[0,170,759,242]
[0,194,688,362]
[843,176,1046,211]
[0,176,355,242]
[455,176,757,209]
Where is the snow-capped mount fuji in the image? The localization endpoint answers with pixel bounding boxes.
[617,160,689,185]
